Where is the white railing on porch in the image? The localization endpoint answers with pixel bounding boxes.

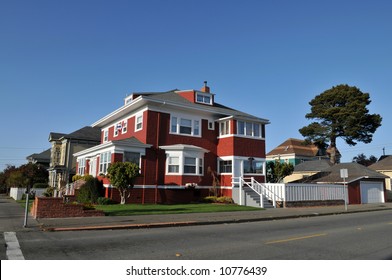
[232,177,346,208]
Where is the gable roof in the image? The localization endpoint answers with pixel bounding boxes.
[267,138,321,157]
[369,155,392,171]
[307,162,387,184]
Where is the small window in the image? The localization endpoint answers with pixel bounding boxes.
[184,157,196,174]
[103,130,109,142]
[219,160,232,173]
[208,121,214,130]
[124,152,140,165]
[99,152,111,174]
[196,93,212,105]
[122,120,128,134]
[171,117,178,133]
[219,120,230,136]
[168,157,179,173]
[243,160,263,174]
[78,158,86,175]
[180,119,192,134]
[135,115,143,131]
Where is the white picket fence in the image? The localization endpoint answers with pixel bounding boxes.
[233,177,346,207]
[9,187,46,200]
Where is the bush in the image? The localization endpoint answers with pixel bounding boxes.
[202,196,234,204]
[216,196,234,204]
[202,196,218,203]
[76,177,104,204]
[97,197,116,205]
[42,186,55,197]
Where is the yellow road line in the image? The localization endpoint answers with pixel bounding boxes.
[265,233,327,245]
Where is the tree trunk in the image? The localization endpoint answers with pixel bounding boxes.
[330,137,337,165]
[120,189,126,204]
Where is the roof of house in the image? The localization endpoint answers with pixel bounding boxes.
[267,138,321,157]
[93,88,270,127]
[145,90,270,122]
[49,126,101,143]
[293,160,333,172]
[369,155,392,171]
[62,126,101,142]
[26,148,51,162]
[305,162,387,184]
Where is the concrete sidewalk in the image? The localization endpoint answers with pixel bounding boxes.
[36,202,392,232]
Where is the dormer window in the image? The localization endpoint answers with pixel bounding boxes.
[196,92,213,105]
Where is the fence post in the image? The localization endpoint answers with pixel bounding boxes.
[239,177,242,206]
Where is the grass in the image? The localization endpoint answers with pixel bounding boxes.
[95,203,264,216]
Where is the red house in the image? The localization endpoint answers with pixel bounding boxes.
[74,83,269,204]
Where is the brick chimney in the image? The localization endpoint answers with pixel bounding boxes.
[201,81,210,93]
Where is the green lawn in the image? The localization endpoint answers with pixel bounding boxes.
[95,203,264,216]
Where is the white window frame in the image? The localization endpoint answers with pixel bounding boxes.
[237,121,263,138]
[122,119,128,134]
[135,114,143,131]
[99,151,111,175]
[164,152,204,176]
[170,115,201,137]
[218,160,233,174]
[219,120,230,136]
[196,92,213,105]
[103,129,109,142]
[78,158,86,175]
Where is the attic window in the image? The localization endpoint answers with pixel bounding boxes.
[196,92,212,105]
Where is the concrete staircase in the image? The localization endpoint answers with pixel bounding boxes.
[243,186,274,208]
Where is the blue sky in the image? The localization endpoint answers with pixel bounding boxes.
[1,0,391,171]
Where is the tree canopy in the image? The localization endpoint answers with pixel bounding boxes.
[266,161,294,183]
[299,84,382,164]
[352,153,378,167]
[106,162,140,204]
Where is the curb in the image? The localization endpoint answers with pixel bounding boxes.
[41,206,392,232]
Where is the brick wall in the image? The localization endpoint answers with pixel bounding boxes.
[30,197,105,219]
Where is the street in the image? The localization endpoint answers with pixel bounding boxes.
[3,210,392,260]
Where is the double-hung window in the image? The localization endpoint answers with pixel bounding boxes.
[219,120,230,136]
[78,158,86,175]
[99,151,111,174]
[171,115,201,136]
[168,156,180,173]
[135,115,143,131]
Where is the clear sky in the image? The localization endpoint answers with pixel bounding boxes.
[1,0,391,171]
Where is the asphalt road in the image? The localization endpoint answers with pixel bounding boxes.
[6,210,392,260]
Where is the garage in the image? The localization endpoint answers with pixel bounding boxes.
[360,181,385,203]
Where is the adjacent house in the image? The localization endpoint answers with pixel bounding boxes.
[369,155,392,191]
[283,159,333,183]
[266,138,341,166]
[298,162,387,204]
[48,126,101,195]
[26,148,51,168]
[74,83,270,204]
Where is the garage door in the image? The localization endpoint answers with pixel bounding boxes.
[360,181,384,203]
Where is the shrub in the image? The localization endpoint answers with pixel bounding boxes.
[202,196,218,203]
[97,197,115,205]
[76,177,104,204]
[42,186,55,197]
[216,196,234,204]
